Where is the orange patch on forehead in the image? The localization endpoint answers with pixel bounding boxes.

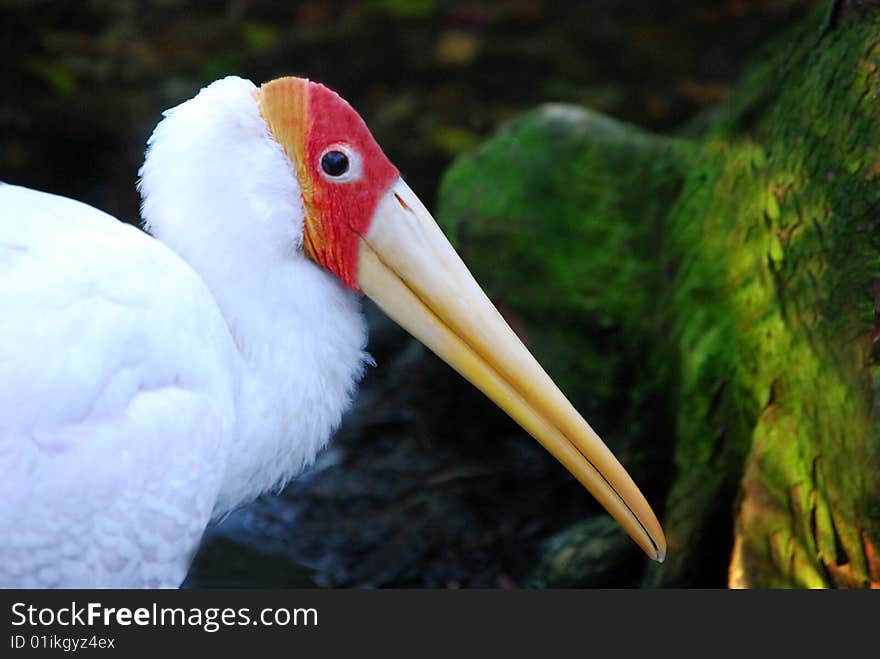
[255,76,398,289]
[254,77,324,262]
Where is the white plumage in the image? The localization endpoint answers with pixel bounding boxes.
[0,78,369,587]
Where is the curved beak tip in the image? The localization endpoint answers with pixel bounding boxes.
[654,544,667,563]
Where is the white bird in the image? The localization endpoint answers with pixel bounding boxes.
[0,76,665,588]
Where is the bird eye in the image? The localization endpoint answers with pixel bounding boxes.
[318,144,361,183]
[321,150,350,177]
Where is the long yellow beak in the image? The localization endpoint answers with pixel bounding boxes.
[357,177,666,561]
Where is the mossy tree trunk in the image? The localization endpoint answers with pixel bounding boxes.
[436,1,880,588]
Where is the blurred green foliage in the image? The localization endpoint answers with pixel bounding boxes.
[1,0,816,224]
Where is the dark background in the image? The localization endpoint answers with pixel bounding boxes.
[1,0,818,587]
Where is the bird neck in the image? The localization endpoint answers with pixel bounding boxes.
[209,257,369,517]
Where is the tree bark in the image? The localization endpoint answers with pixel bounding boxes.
[436,2,880,588]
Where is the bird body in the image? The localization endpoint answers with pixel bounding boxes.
[1,184,232,586]
[1,79,367,586]
[1,76,665,587]
[0,179,366,586]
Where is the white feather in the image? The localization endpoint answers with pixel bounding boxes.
[0,76,369,587]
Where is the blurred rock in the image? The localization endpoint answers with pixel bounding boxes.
[438,3,880,588]
[531,517,643,588]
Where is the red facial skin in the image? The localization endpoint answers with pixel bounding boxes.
[256,77,399,290]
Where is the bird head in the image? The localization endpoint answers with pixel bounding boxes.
[254,76,666,562]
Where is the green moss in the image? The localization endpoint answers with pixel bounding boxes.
[659,4,880,587]
[437,2,880,587]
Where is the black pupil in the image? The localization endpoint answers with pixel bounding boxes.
[321,150,349,177]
